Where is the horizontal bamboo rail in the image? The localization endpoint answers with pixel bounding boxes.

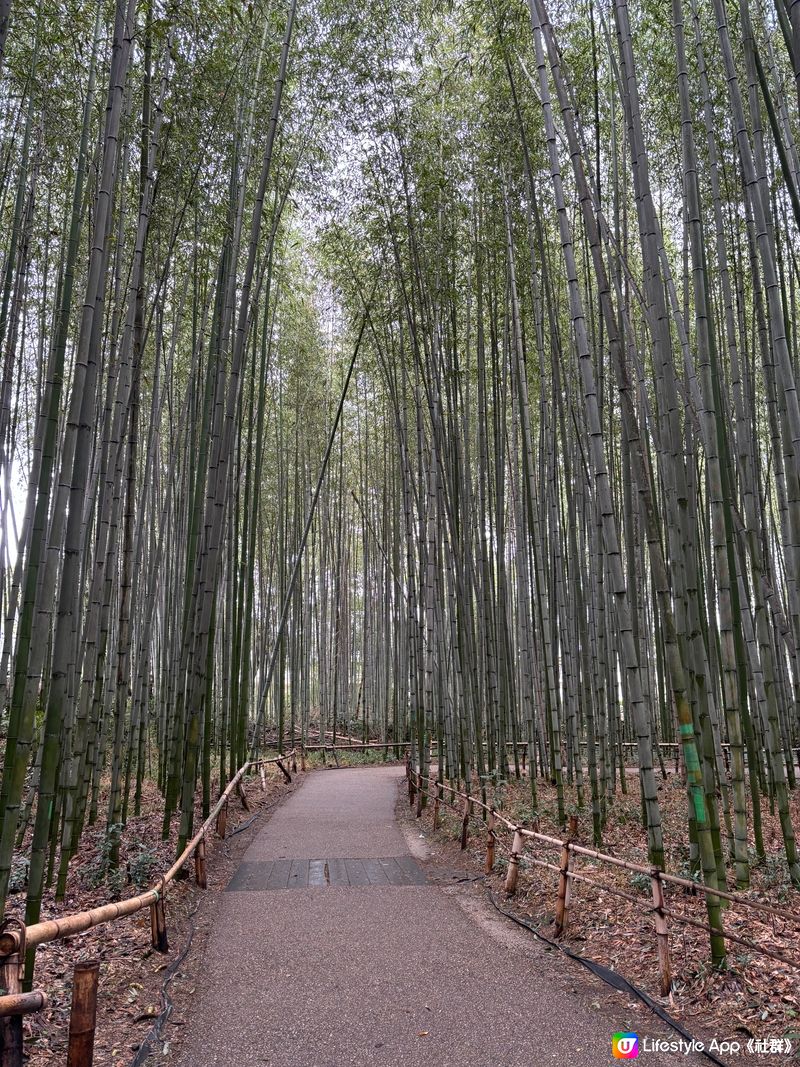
[25,751,294,949]
[0,991,47,1018]
[302,741,411,752]
[408,766,800,989]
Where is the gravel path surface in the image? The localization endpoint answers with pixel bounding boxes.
[178,766,708,1066]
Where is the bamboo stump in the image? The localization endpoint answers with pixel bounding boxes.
[485,812,496,873]
[554,815,578,937]
[236,779,250,811]
[650,869,672,996]
[505,829,524,896]
[67,960,100,1067]
[460,796,470,850]
[195,837,208,890]
[150,890,168,954]
[216,798,228,839]
[432,782,442,831]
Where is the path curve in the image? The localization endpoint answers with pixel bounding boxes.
[178,766,703,1066]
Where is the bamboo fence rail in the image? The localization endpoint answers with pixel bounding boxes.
[0,992,47,1018]
[25,751,295,948]
[302,741,411,752]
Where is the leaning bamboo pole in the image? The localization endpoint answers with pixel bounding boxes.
[302,742,411,752]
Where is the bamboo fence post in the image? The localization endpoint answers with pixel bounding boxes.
[432,783,441,831]
[486,812,496,873]
[291,750,298,773]
[555,815,578,937]
[460,795,470,849]
[650,869,672,996]
[505,829,524,895]
[408,768,415,808]
[150,882,168,953]
[259,766,267,791]
[216,797,228,839]
[0,921,24,1067]
[300,745,307,772]
[66,960,99,1067]
[236,779,250,811]
[195,836,207,889]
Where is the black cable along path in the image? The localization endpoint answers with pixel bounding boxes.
[487,891,730,1067]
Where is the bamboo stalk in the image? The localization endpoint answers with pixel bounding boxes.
[195,837,207,890]
[459,796,470,848]
[275,760,291,784]
[486,812,496,873]
[150,889,168,954]
[554,815,578,937]
[236,780,250,811]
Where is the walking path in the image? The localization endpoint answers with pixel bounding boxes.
[178,766,703,1066]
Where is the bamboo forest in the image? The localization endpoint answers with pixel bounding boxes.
[0,0,799,1062]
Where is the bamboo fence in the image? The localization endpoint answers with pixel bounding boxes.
[0,751,296,1067]
[407,765,800,996]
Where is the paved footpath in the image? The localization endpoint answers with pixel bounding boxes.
[179,766,705,1067]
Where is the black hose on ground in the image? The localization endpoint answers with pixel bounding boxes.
[130,903,199,1067]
